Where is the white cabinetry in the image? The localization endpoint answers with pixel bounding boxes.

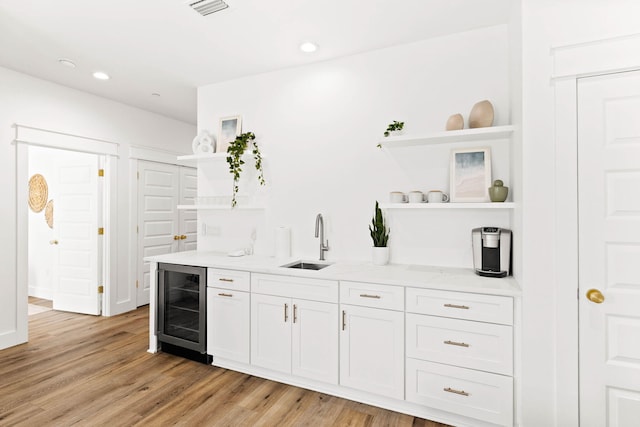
[251,273,339,384]
[206,268,251,364]
[405,287,514,426]
[339,281,405,400]
[207,287,250,363]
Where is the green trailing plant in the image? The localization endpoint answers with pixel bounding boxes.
[369,201,390,247]
[383,120,404,137]
[226,131,265,207]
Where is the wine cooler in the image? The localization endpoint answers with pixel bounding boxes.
[157,263,210,363]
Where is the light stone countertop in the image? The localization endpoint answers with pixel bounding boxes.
[146,250,521,297]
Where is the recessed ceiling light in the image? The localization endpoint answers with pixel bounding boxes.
[299,42,318,53]
[58,58,76,68]
[93,71,110,80]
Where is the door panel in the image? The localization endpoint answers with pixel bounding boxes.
[292,299,339,384]
[53,152,102,315]
[251,293,291,373]
[137,163,197,306]
[578,70,640,426]
[137,162,179,306]
[179,167,197,252]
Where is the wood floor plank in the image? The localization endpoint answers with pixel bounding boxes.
[0,306,451,427]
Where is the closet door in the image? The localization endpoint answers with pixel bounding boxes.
[178,166,197,252]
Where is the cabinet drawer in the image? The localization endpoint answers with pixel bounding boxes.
[340,281,404,310]
[406,314,513,375]
[251,273,338,303]
[207,268,250,292]
[406,358,513,426]
[406,288,513,325]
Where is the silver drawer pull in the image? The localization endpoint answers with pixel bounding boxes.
[218,293,233,297]
[444,303,470,310]
[444,387,469,396]
[360,294,381,299]
[444,340,469,348]
[218,278,234,283]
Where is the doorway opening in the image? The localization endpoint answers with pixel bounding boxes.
[27,145,106,316]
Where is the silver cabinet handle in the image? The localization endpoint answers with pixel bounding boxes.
[218,293,233,297]
[293,304,297,323]
[444,387,469,396]
[444,303,470,310]
[284,303,288,322]
[219,278,234,283]
[444,340,469,348]
[360,294,381,299]
[342,310,346,331]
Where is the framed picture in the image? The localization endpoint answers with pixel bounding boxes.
[450,147,492,202]
[217,115,242,153]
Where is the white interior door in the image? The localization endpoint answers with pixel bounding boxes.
[578,70,640,426]
[137,161,180,306]
[179,166,197,252]
[52,151,102,315]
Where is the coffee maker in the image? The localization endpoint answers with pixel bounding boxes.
[472,227,512,277]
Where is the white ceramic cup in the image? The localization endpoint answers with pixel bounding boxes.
[389,191,407,203]
[427,190,449,203]
[408,191,424,203]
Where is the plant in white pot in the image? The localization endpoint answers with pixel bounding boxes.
[369,201,390,265]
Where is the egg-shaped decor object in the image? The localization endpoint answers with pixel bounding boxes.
[445,113,464,131]
[468,100,494,128]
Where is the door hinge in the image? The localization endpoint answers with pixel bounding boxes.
[98,227,104,235]
[137,171,140,179]
[136,225,139,234]
[136,280,139,289]
[98,169,104,177]
[98,285,104,294]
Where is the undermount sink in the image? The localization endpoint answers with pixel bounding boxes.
[281,261,332,271]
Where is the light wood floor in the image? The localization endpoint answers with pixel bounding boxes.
[0,306,450,427]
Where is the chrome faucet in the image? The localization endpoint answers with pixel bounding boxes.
[315,213,330,261]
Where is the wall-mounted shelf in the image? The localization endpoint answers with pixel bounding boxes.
[176,152,227,167]
[177,204,264,211]
[380,202,516,210]
[377,125,515,149]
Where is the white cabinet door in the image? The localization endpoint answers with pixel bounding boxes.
[292,299,339,384]
[251,293,291,373]
[339,304,404,399]
[207,288,250,363]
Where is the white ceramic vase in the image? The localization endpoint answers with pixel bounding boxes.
[372,247,390,266]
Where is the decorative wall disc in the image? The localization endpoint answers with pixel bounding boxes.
[45,199,54,229]
[28,174,48,213]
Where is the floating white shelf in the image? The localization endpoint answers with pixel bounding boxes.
[177,204,264,210]
[377,125,515,148]
[379,202,516,210]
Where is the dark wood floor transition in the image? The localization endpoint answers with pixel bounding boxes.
[0,306,450,426]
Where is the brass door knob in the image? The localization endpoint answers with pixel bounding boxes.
[586,288,605,304]
[49,239,59,245]
[173,235,180,240]
[180,235,187,240]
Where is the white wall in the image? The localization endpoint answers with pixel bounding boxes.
[520,1,640,426]
[197,25,513,267]
[0,66,195,349]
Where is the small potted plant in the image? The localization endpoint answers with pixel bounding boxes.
[369,201,390,265]
[226,131,265,207]
[383,120,405,137]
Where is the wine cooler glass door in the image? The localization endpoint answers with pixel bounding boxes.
[157,264,206,352]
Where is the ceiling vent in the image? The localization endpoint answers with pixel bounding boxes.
[186,0,229,16]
